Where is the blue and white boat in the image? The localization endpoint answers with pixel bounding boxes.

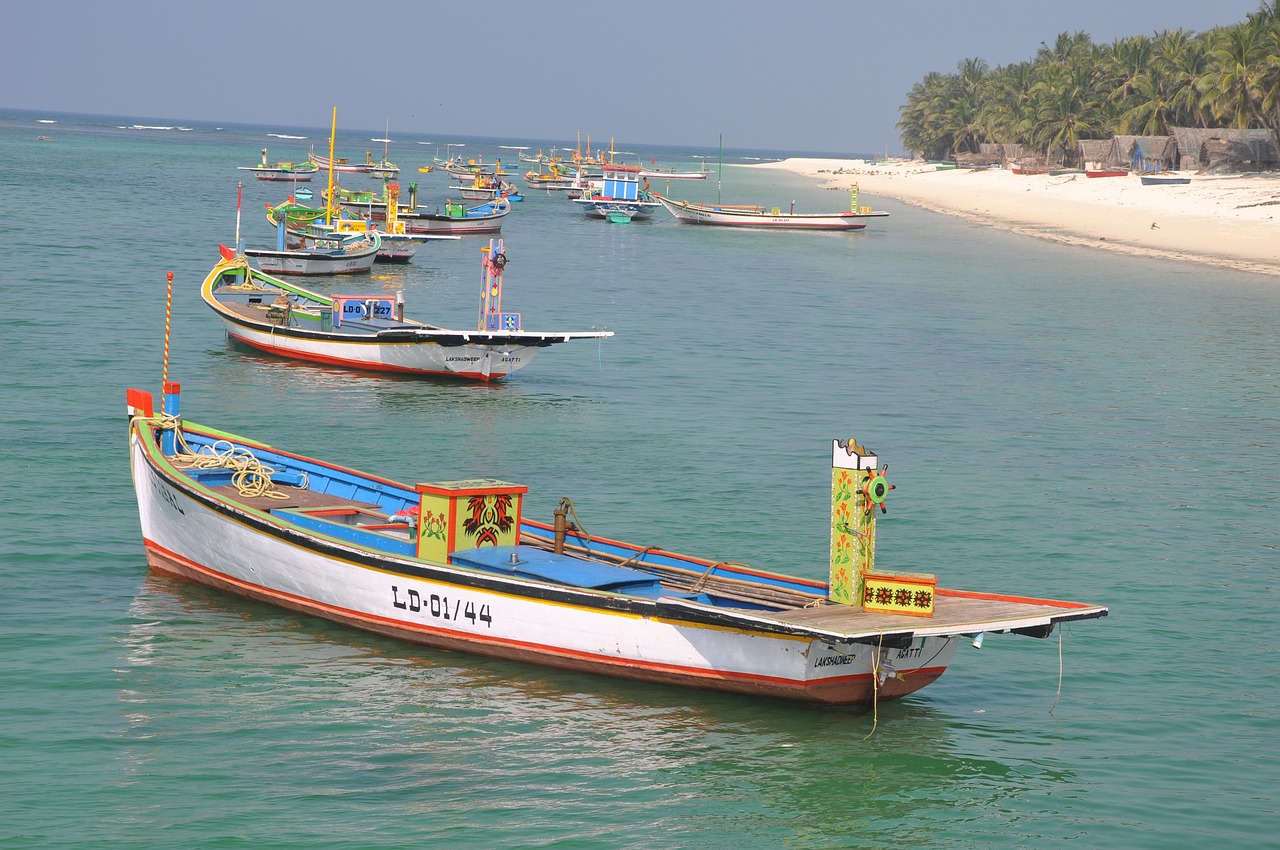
[571,161,661,222]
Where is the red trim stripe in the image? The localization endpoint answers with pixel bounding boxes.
[226,331,504,382]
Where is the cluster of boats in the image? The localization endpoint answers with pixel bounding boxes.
[127,116,1105,710]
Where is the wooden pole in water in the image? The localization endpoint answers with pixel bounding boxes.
[326,107,337,226]
[717,133,723,205]
[162,271,173,394]
[234,181,242,254]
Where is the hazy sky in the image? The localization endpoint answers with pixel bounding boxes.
[1,0,1265,154]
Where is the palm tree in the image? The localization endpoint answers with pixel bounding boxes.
[1119,63,1177,135]
[976,62,1038,145]
[1029,62,1109,164]
[1199,24,1267,129]
[1153,28,1213,127]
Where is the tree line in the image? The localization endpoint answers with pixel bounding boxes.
[897,2,1280,163]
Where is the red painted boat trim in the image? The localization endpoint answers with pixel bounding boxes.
[225,331,502,382]
[936,586,1101,609]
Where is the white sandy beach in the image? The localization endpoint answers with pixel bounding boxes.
[755,158,1280,277]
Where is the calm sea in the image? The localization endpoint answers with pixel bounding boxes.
[1,109,1276,849]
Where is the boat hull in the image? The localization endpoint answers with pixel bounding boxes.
[573,199,662,220]
[252,170,318,182]
[129,425,958,704]
[220,320,541,380]
[244,243,379,275]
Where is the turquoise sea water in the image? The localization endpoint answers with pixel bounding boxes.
[1,109,1277,849]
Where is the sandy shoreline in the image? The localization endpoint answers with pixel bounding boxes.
[752,158,1280,277]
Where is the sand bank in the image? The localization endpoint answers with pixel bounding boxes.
[753,158,1280,277]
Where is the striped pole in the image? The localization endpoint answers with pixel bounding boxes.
[161,271,177,454]
[162,271,173,394]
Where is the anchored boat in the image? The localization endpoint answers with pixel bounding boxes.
[125,385,1107,706]
[654,185,889,231]
[238,147,320,182]
[204,238,612,381]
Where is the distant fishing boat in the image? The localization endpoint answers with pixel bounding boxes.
[269,183,459,263]
[337,185,511,235]
[654,185,888,231]
[638,165,708,180]
[1086,170,1128,178]
[1140,175,1191,186]
[572,161,662,221]
[238,148,320,181]
[202,238,612,381]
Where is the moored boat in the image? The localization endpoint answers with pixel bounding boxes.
[572,161,662,221]
[654,186,888,231]
[238,148,320,181]
[125,400,1107,707]
[244,229,381,275]
[1139,175,1191,186]
[338,184,511,235]
[270,183,460,263]
[1086,170,1129,178]
[203,238,612,381]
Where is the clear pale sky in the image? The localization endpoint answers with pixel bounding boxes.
[1,0,1265,154]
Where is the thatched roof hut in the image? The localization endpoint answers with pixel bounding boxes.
[1078,139,1116,170]
[1119,136,1177,172]
[1169,127,1280,171]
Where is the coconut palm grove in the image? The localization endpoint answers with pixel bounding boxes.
[897,2,1280,164]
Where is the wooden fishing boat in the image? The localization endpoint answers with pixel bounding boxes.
[309,151,365,173]
[445,159,508,182]
[204,238,612,380]
[654,187,889,231]
[269,183,459,263]
[338,185,511,235]
[1139,175,1191,186]
[572,162,662,221]
[458,175,519,201]
[238,148,320,182]
[1085,170,1128,178]
[243,229,381,275]
[522,164,576,191]
[125,398,1107,706]
[364,124,401,178]
[638,166,709,180]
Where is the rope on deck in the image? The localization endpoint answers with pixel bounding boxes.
[161,415,306,500]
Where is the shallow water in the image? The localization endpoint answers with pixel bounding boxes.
[2,109,1277,849]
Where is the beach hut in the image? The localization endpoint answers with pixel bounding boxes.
[1203,136,1279,171]
[1121,136,1177,172]
[1078,139,1116,171]
[1170,127,1280,172]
